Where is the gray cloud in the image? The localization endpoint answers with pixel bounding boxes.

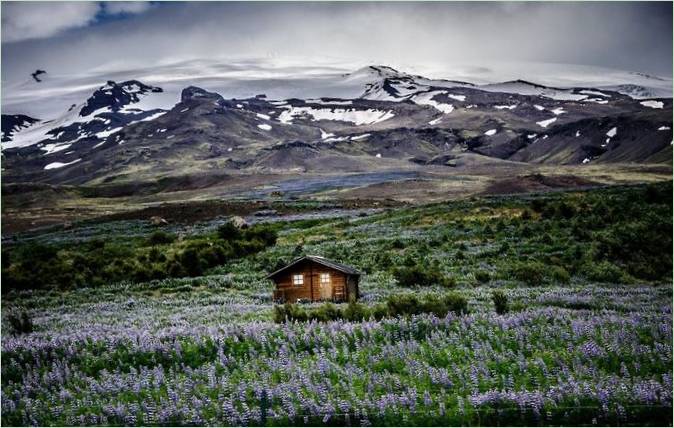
[1,1,100,43]
[1,1,152,43]
[102,1,152,15]
[2,2,672,83]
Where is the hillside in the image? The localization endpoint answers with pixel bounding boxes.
[2,64,671,188]
[2,182,672,426]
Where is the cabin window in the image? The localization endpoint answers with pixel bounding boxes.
[320,273,330,284]
[292,274,304,286]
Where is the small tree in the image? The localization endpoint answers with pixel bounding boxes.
[7,309,33,335]
[217,221,241,241]
[492,290,509,314]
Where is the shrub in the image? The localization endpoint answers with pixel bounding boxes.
[390,239,405,249]
[492,290,509,314]
[243,226,278,247]
[387,293,467,318]
[530,199,546,213]
[179,248,203,277]
[343,301,368,321]
[583,261,629,283]
[499,242,510,253]
[7,309,33,335]
[550,266,571,283]
[370,304,389,320]
[439,293,468,315]
[217,222,241,241]
[387,294,421,316]
[507,260,546,285]
[393,264,455,288]
[147,231,175,246]
[274,293,467,323]
[312,303,341,322]
[274,303,308,323]
[474,270,491,283]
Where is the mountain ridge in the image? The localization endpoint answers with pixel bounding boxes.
[2,63,671,187]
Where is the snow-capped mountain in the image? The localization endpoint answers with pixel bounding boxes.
[1,61,671,185]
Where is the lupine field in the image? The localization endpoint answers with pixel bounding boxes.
[2,182,672,426]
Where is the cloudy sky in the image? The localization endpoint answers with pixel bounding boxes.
[1,1,672,83]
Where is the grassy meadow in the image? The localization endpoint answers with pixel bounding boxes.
[1,181,672,426]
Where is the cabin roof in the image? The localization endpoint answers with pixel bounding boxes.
[265,255,362,279]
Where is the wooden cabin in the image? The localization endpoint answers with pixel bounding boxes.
[267,255,361,303]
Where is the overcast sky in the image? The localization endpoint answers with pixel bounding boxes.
[2,1,672,83]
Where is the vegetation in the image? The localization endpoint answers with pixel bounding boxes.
[2,222,277,293]
[273,292,468,323]
[5,308,33,336]
[491,290,509,314]
[1,181,672,426]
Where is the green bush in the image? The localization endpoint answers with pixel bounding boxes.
[178,248,204,277]
[582,261,629,283]
[492,290,509,314]
[474,270,491,283]
[393,264,455,288]
[147,231,175,246]
[312,303,341,322]
[217,222,242,241]
[550,266,571,283]
[386,294,422,316]
[343,301,368,321]
[387,293,467,318]
[274,293,467,323]
[6,309,33,335]
[506,260,547,285]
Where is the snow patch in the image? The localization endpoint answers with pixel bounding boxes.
[257,124,272,131]
[550,107,566,115]
[583,98,609,104]
[411,91,454,114]
[323,136,350,142]
[44,158,81,170]
[606,127,617,137]
[276,106,394,125]
[428,118,442,125]
[658,126,671,131]
[306,99,353,105]
[580,90,611,98]
[95,127,123,139]
[351,133,371,141]
[494,105,517,110]
[448,94,466,102]
[640,100,664,109]
[256,113,271,120]
[536,117,557,128]
[484,129,497,136]
[582,158,591,164]
[320,129,335,140]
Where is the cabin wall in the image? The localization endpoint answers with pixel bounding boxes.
[272,260,349,302]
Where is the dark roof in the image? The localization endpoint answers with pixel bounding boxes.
[265,255,362,279]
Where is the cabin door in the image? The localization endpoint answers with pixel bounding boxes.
[319,272,332,300]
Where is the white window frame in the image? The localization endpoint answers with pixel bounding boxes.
[320,273,330,285]
[292,274,304,286]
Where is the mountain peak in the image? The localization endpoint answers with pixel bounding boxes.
[79,80,162,117]
[180,86,224,103]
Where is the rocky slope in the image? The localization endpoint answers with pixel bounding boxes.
[2,65,671,185]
